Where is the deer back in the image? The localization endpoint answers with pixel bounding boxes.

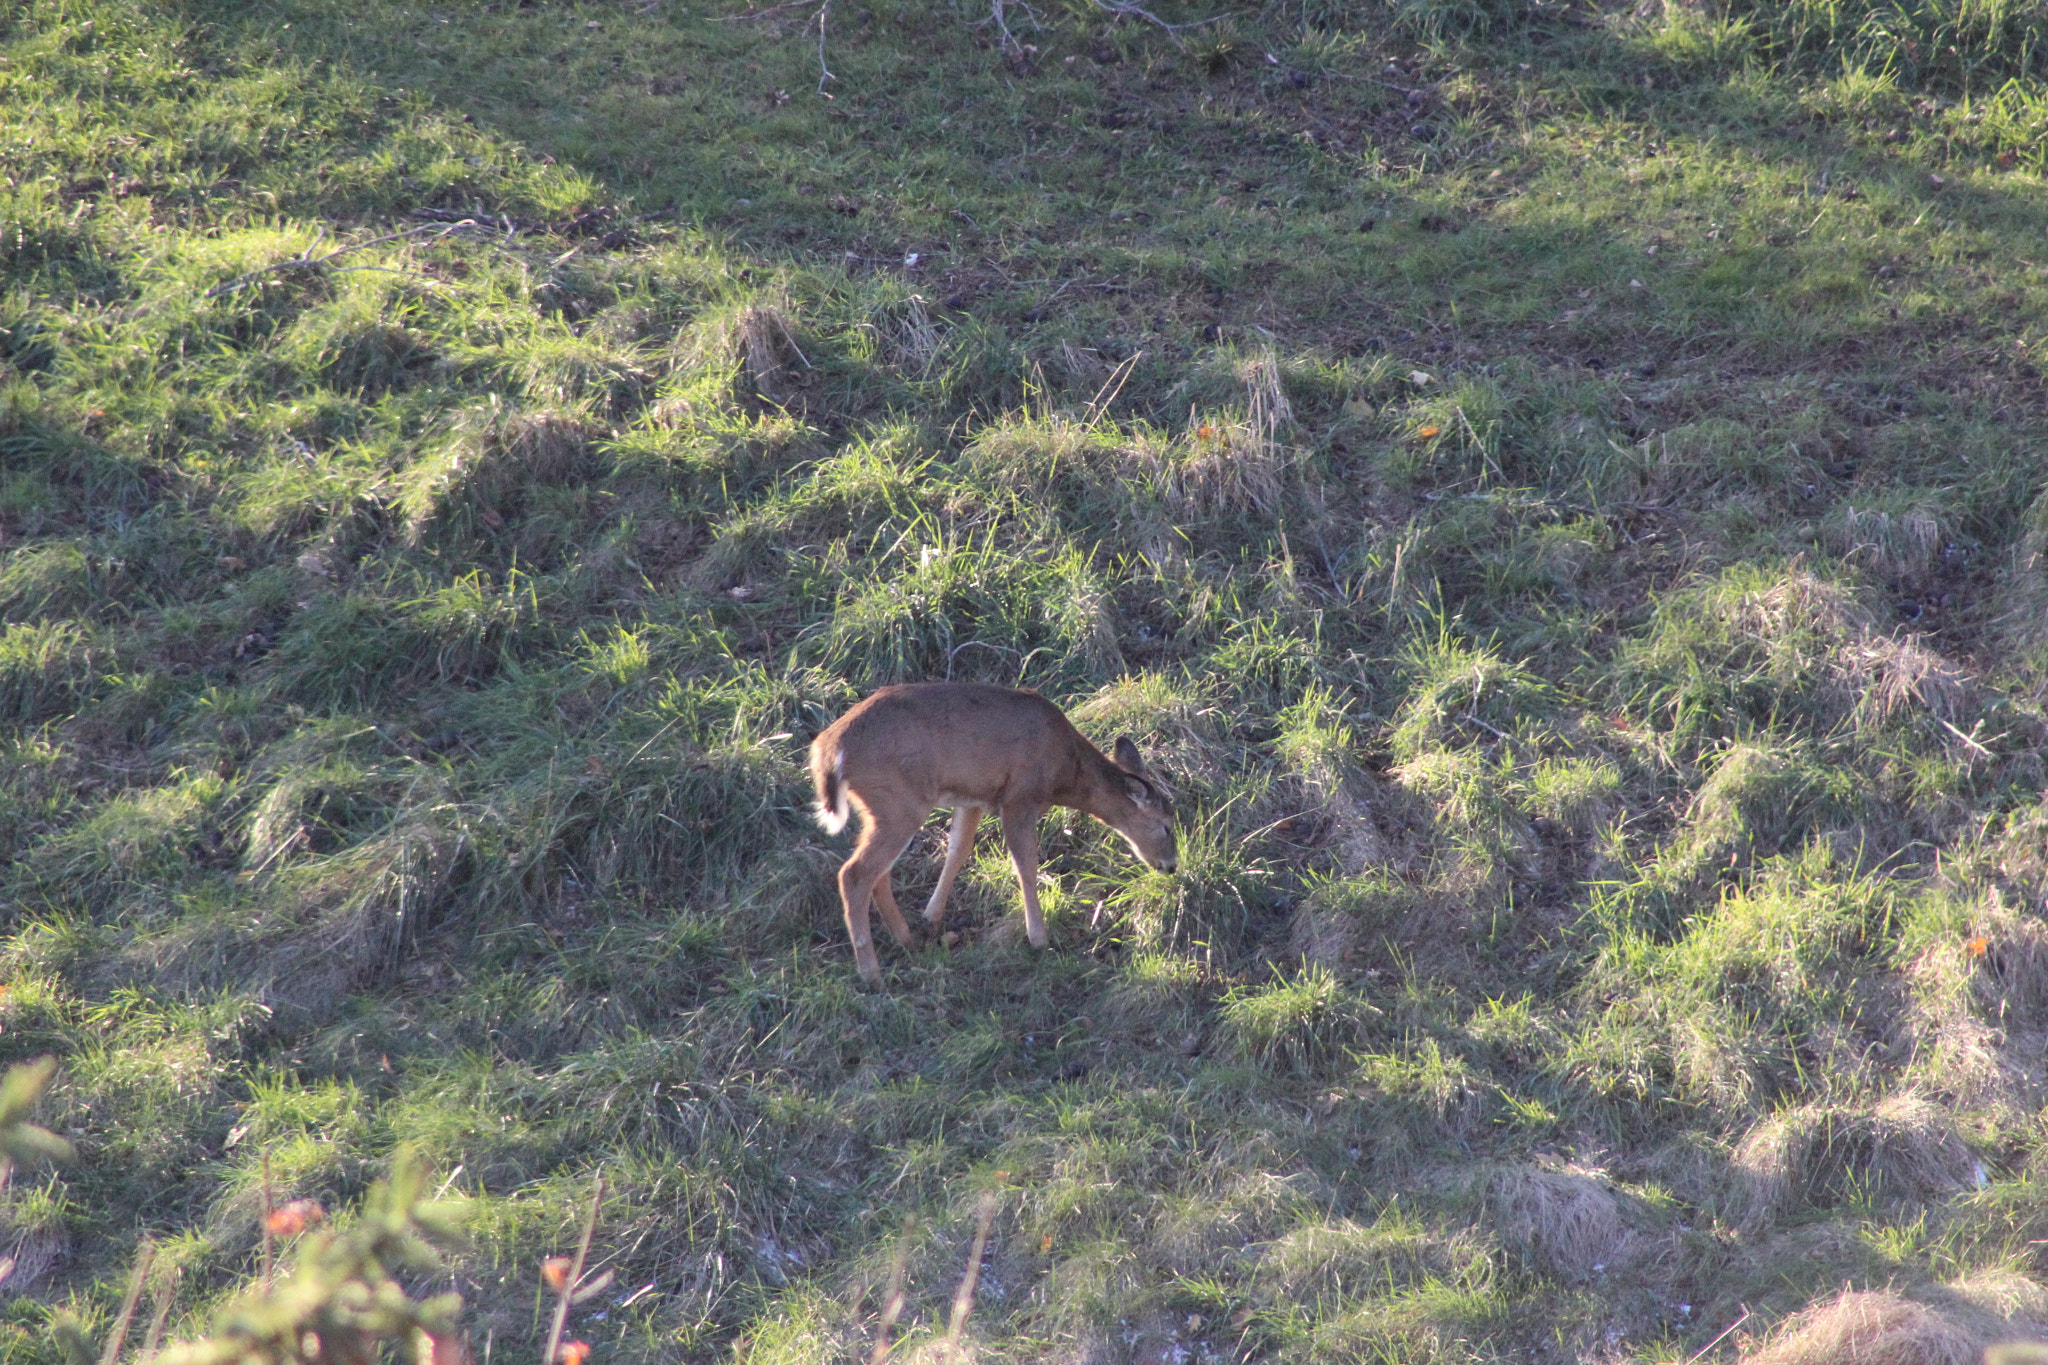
[819,683,1099,809]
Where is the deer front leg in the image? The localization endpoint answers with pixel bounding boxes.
[1000,803,1051,950]
[924,804,984,934]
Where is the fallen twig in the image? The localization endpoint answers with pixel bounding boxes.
[981,0,1045,51]
[1685,1306,1750,1364]
[203,221,480,299]
[943,1193,1000,1363]
[867,1216,916,1365]
[543,1176,605,1365]
[1085,0,1230,43]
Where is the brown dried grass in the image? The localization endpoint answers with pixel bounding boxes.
[1742,1276,2048,1365]
[1731,1091,1978,1230]
[1478,1161,1657,1284]
[1741,1291,1980,1365]
[1716,567,1969,724]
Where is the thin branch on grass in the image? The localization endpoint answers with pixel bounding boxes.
[1460,711,1510,741]
[980,0,1045,51]
[137,1265,181,1365]
[202,221,480,299]
[260,1150,275,1290]
[942,1192,1000,1363]
[542,1175,605,1365]
[815,0,835,95]
[1082,0,1230,44]
[1082,348,1144,424]
[705,0,818,18]
[1686,1307,1750,1363]
[867,1216,917,1365]
[97,1241,154,1365]
[711,0,834,94]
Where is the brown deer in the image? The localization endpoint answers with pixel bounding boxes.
[810,682,1177,985]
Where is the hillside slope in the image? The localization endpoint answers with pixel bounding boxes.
[8,0,2048,1361]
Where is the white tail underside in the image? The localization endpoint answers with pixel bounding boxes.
[815,749,850,834]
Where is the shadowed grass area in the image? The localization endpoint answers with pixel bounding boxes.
[7,0,2048,1361]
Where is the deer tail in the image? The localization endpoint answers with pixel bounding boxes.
[813,743,850,835]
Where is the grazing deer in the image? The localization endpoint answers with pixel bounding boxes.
[810,683,1177,985]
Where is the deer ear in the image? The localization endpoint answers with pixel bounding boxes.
[1113,736,1146,776]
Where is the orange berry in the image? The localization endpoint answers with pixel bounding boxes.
[265,1200,325,1236]
[558,1342,591,1365]
[1196,424,1218,440]
[542,1257,574,1292]
[1417,425,1442,439]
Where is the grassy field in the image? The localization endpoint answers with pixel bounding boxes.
[9,0,2048,1359]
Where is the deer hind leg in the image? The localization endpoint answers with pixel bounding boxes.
[838,804,922,985]
[999,803,1051,950]
[923,804,985,934]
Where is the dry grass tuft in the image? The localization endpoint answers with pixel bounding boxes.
[1902,888,2048,1104]
[735,303,806,397]
[1731,1091,1978,1229]
[1477,1161,1654,1284]
[1742,1276,2048,1365]
[1828,500,1944,581]
[1655,564,1971,727]
[1847,630,1968,724]
[1132,351,1296,517]
[871,294,941,378]
[1741,1290,1980,1365]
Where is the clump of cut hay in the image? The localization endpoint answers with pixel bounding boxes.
[1241,346,1294,455]
[1138,417,1286,517]
[1947,1271,2048,1335]
[0,619,101,726]
[0,1180,72,1297]
[1273,684,1435,884]
[1846,630,1968,724]
[1057,337,1108,384]
[395,401,600,543]
[1148,1168,1315,1270]
[1827,499,1944,582]
[1523,755,1622,836]
[1289,870,1431,972]
[866,293,942,378]
[1602,418,1755,502]
[1628,564,1971,733]
[1741,1291,1978,1365]
[1069,674,1232,787]
[2000,496,2048,653]
[1914,888,2048,1026]
[1476,1161,1653,1284]
[1742,1277,2048,1365]
[734,302,806,398]
[1288,902,1358,968]
[1135,350,1295,517]
[1731,569,1969,721]
[1327,769,1437,879]
[1731,1091,1978,1229]
[1900,887,2048,1104]
[260,796,472,1007]
[0,541,97,623]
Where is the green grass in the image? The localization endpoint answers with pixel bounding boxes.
[8,0,2048,1360]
